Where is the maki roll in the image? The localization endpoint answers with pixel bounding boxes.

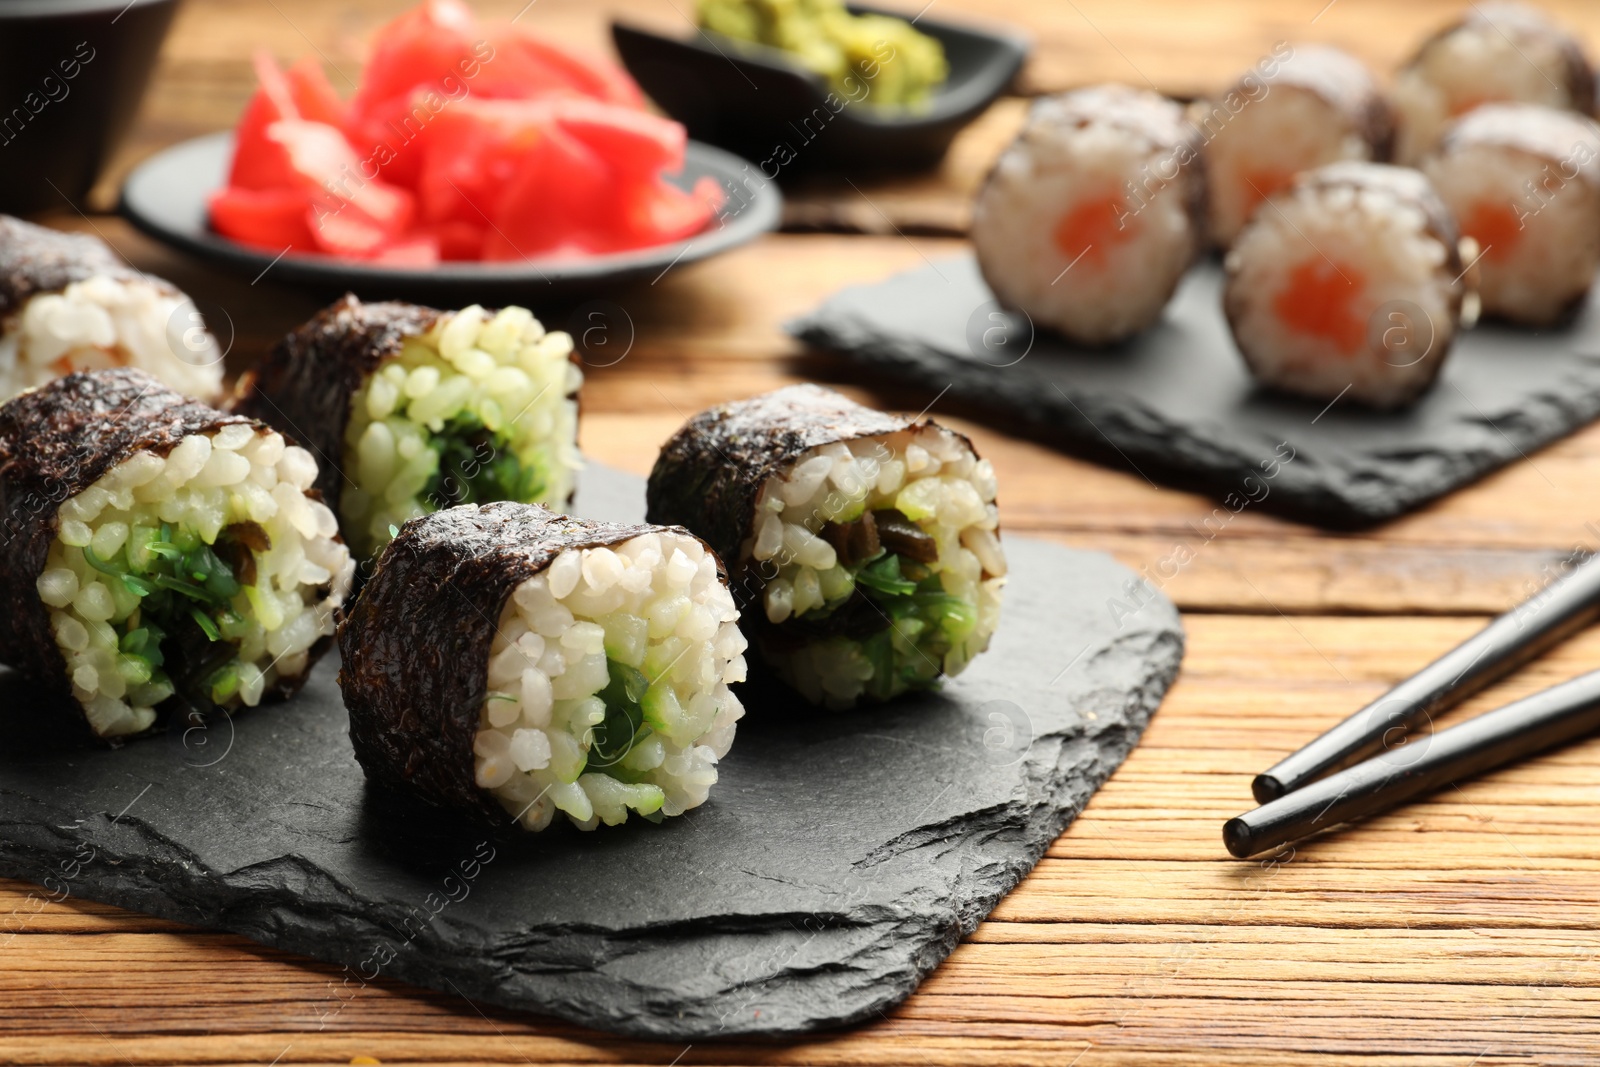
[1224,162,1468,409]
[0,216,223,403]
[341,502,746,832]
[1422,103,1600,326]
[0,370,353,740]
[971,85,1206,346]
[1200,45,1394,248]
[1393,2,1595,165]
[646,385,1005,709]
[233,295,581,559]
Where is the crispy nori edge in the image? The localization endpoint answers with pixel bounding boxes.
[339,501,723,827]
[0,368,339,741]
[0,218,209,405]
[231,294,442,519]
[644,384,986,591]
[0,215,158,320]
[231,294,583,526]
[1406,3,1596,116]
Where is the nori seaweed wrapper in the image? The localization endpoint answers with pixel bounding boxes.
[0,368,332,738]
[644,384,976,575]
[231,294,441,519]
[0,215,158,321]
[341,501,718,825]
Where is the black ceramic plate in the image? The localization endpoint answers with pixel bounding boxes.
[0,464,1181,1040]
[612,6,1030,172]
[119,132,782,303]
[791,255,1600,528]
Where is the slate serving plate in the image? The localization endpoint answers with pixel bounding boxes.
[119,133,782,303]
[0,465,1181,1039]
[792,254,1600,528]
[612,6,1030,172]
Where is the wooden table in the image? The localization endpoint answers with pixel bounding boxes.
[9,1,1600,1063]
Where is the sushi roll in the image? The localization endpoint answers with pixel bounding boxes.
[646,385,1004,710]
[1422,103,1600,326]
[1224,162,1468,409]
[971,84,1206,346]
[232,294,581,560]
[0,216,223,403]
[340,502,746,832]
[0,369,353,741]
[1200,45,1394,248]
[1393,2,1595,165]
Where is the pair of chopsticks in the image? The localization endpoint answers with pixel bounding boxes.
[1224,552,1600,858]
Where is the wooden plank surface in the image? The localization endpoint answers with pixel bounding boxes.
[10,0,1600,1063]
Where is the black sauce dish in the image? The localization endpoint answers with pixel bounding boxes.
[0,0,181,215]
[612,4,1030,174]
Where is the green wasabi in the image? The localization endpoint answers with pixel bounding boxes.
[698,0,949,106]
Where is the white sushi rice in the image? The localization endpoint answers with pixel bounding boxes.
[473,531,746,832]
[1394,13,1585,165]
[1225,172,1459,408]
[746,426,1004,709]
[1203,81,1377,248]
[973,96,1200,345]
[36,427,354,738]
[1422,114,1600,325]
[341,304,581,557]
[0,275,223,403]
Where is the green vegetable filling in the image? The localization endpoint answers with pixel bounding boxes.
[589,660,651,777]
[853,551,978,700]
[82,522,262,712]
[423,414,546,510]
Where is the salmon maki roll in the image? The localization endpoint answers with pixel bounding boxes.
[971,85,1206,346]
[1393,2,1595,165]
[1422,103,1600,326]
[1224,162,1468,409]
[1199,45,1394,248]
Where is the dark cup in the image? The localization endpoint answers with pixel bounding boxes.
[0,0,180,216]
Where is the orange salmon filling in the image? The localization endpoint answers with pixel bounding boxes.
[1460,199,1523,261]
[1239,166,1295,214]
[1448,93,1491,118]
[1054,193,1136,265]
[1273,258,1367,354]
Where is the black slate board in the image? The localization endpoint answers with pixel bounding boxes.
[0,465,1182,1040]
[790,255,1600,527]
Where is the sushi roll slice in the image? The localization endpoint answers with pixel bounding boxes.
[1200,45,1394,248]
[646,385,1004,710]
[971,85,1206,346]
[0,216,223,403]
[233,294,581,560]
[341,502,746,832]
[1422,103,1600,326]
[1393,2,1595,165]
[1224,162,1468,409]
[0,369,353,741]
